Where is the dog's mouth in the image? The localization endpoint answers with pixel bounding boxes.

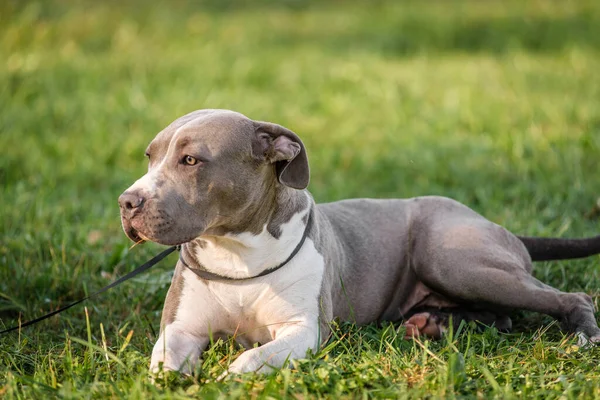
[121,212,199,247]
[121,217,150,244]
[124,226,145,244]
[123,221,188,246]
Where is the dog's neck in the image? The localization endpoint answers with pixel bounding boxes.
[181,189,312,279]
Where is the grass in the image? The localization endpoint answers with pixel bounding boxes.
[1,0,600,397]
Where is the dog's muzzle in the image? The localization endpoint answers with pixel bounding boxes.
[119,190,146,242]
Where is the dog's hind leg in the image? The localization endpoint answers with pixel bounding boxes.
[410,218,600,343]
[414,249,600,343]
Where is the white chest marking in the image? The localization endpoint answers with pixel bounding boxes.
[174,236,325,346]
[194,206,311,278]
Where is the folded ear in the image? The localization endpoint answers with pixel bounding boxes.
[253,121,310,190]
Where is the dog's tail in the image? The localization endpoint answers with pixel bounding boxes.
[518,235,600,261]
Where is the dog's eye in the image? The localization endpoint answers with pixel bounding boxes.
[183,155,199,166]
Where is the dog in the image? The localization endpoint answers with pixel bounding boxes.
[118,109,600,376]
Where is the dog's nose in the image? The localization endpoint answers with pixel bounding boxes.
[119,191,145,215]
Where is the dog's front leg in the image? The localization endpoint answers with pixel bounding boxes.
[227,318,320,375]
[150,324,209,375]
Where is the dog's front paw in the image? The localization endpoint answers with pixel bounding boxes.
[150,361,192,376]
[149,362,191,387]
[226,349,276,376]
[227,353,258,375]
[149,350,196,387]
[150,354,195,376]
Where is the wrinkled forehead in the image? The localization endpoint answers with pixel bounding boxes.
[146,110,255,157]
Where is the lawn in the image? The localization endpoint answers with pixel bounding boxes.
[1,0,600,398]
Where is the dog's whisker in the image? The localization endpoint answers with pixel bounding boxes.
[129,239,146,250]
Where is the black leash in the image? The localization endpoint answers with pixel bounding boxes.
[0,246,177,335]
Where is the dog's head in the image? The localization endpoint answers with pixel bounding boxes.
[118,109,309,245]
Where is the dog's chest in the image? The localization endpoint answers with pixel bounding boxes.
[174,238,325,346]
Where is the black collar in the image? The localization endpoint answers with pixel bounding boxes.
[179,209,314,281]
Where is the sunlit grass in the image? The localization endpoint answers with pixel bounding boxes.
[1,0,600,398]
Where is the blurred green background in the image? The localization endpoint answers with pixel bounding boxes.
[1,0,600,397]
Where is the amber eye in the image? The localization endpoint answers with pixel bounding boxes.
[183,155,198,166]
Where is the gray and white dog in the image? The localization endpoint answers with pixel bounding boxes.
[119,109,600,376]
